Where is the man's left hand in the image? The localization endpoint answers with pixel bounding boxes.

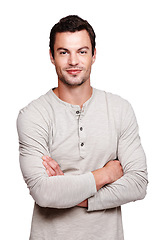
[42,156,64,176]
[42,156,88,208]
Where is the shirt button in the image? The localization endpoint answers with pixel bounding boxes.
[80,127,83,131]
[81,142,84,147]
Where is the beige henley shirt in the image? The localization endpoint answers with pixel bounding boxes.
[17,87,148,240]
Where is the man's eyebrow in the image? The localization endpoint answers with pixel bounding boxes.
[57,48,69,52]
[78,46,89,51]
[56,46,90,52]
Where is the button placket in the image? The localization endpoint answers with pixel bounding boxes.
[78,117,86,158]
[75,108,81,120]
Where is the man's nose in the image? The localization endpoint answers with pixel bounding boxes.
[68,53,79,66]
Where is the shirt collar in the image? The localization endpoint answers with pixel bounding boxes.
[49,87,95,117]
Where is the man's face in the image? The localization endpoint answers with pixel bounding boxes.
[50,30,96,87]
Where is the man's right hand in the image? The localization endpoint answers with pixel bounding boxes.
[42,156,123,192]
[92,160,123,191]
[104,160,123,184]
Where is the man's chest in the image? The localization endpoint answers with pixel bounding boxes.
[48,108,119,174]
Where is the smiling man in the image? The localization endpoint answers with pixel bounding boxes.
[17,15,148,240]
[49,27,96,108]
[51,30,94,87]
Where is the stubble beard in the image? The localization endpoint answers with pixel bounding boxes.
[58,69,91,87]
[59,76,86,86]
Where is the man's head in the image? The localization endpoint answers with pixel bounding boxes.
[49,15,96,87]
[49,15,96,59]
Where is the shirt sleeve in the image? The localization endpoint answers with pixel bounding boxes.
[88,101,148,211]
[17,105,97,209]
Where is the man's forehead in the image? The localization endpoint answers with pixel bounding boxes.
[54,30,92,49]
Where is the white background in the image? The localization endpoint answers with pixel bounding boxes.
[0,0,159,239]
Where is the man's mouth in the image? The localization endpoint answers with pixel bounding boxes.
[66,69,82,75]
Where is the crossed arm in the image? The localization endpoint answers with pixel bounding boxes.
[17,101,148,211]
[42,156,123,208]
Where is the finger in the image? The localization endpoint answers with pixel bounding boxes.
[42,156,64,175]
[42,161,56,176]
[43,156,56,163]
[42,156,60,172]
[42,156,58,172]
[47,166,56,176]
[46,169,52,177]
[43,161,52,177]
[44,157,64,175]
[48,161,64,175]
[42,160,48,169]
[42,156,52,162]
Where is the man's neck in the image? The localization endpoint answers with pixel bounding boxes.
[53,81,92,109]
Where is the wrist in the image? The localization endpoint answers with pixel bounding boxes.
[92,167,109,191]
[77,199,88,208]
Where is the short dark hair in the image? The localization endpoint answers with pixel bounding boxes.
[49,15,96,58]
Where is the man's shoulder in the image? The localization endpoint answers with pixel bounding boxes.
[17,90,53,138]
[95,88,130,109]
[17,89,53,124]
[19,89,52,114]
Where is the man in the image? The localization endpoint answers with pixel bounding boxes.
[17,15,148,240]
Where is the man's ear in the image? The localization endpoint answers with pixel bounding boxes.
[49,49,55,65]
[92,48,96,64]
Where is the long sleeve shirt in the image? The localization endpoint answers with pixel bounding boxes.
[17,87,148,240]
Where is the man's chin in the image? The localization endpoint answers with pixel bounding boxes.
[59,77,86,87]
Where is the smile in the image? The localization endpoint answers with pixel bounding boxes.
[66,69,82,75]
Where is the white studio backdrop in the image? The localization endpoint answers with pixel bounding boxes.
[0,0,159,239]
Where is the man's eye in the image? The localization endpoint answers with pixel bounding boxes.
[60,51,67,55]
[80,51,87,55]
